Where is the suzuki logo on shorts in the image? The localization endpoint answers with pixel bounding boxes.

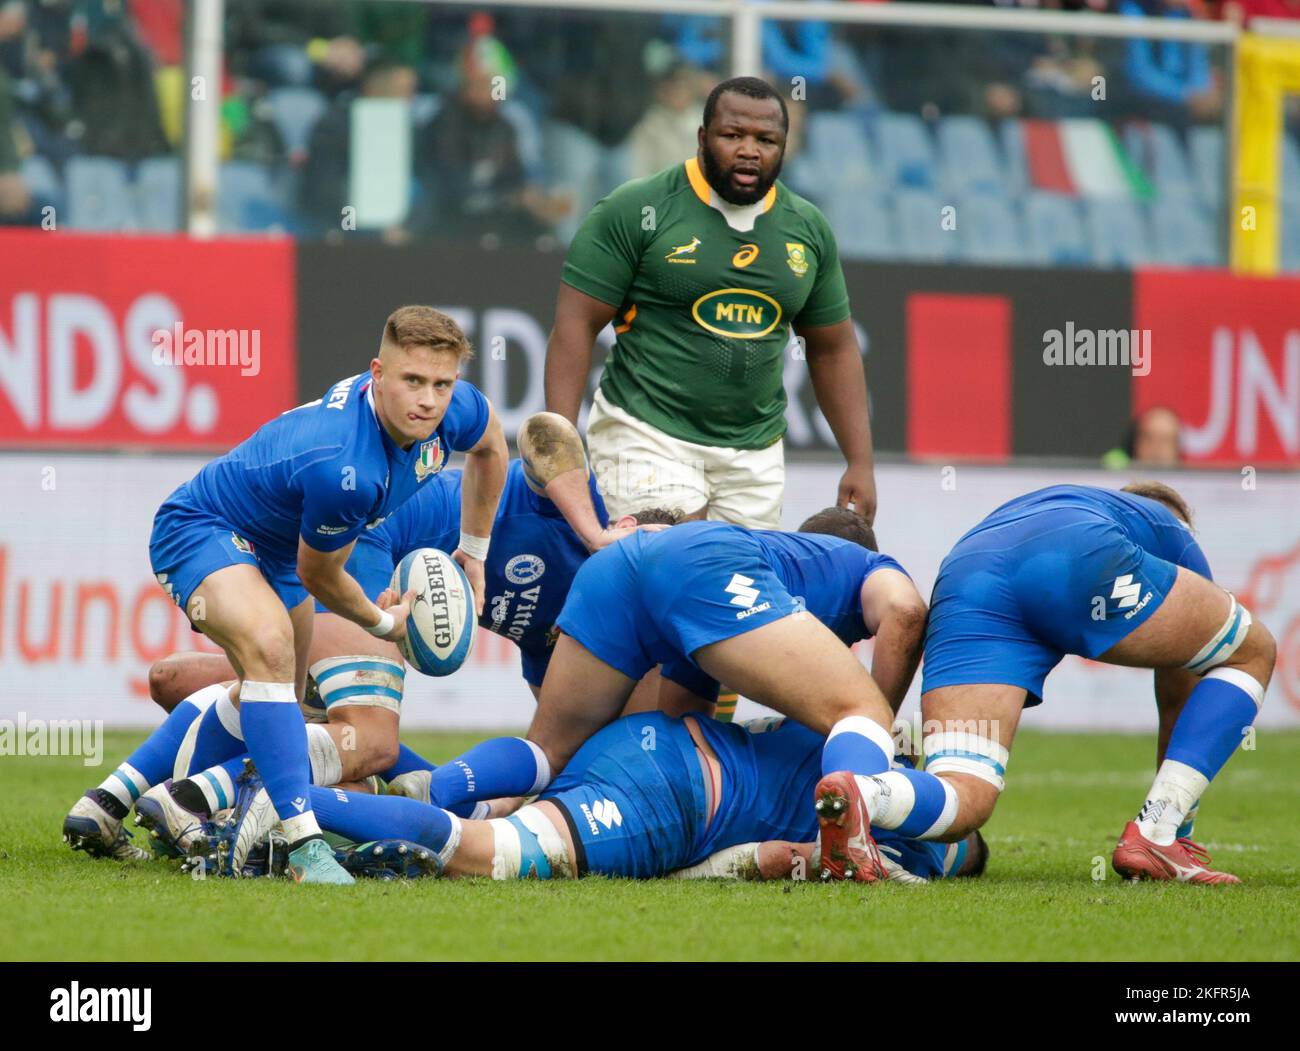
[591,799,623,829]
[726,573,760,608]
[1110,574,1142,609]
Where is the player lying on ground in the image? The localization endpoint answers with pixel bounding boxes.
[297,712,988,883]
[78,417,677,859]
[385,510,929,884]
[815,482,1276,885]
[63,307,508,884]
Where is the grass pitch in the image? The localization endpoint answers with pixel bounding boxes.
[1,729,1297,962]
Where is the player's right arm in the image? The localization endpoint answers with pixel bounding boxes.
[544,284,618,425]
[860,567,928,713]
[296,537,413,641]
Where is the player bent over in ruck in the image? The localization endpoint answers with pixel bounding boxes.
[62,306,508,884]
[820,482,1274,884]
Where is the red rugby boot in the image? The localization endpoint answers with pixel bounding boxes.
[814,771,887,883]
[1112,821,1241,885]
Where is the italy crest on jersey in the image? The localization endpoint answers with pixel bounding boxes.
[415,436,446,482]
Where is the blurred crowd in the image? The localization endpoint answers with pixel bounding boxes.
[0,0,1294,237]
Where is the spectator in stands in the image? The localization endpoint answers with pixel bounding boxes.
[417,34,570,248]
[300,58,416,238]
[226,0,364,95]
[1104,406,1183,468]
[1118,0,1222,126]
[628,63,709,179]
[0,65,31,223]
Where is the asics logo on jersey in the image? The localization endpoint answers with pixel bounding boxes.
[732,243,759,268]
[1110,574,1142,609]
[725,573,760,608]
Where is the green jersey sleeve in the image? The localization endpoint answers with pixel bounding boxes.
[560,187,645,307]
[793,210,851,329]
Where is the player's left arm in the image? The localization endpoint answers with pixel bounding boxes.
[859,567,928,713]
[456,403,508,616]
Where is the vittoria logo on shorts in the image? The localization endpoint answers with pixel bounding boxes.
[230,533,254,554]
[415,437,446,482]
[691,288,783,339]
[505,553,546,585]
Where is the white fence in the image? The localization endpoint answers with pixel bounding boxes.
[0,453,1295,732]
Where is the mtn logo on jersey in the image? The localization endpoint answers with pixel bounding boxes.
[665,236,701,263]
[691,288,783,339]
[726,573,760,608]
[414,437,446,482]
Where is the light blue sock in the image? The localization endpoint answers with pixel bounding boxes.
[309,786,454,851]
[1166,670,1262,780]
[821,716,894,777]
[428,737,549,809]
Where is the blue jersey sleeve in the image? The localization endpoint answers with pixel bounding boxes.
[1176,536,1213,582]
[297,458,376,552]
[864,552,910,581]
[442,381,491,452]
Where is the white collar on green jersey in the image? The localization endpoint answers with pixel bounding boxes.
[684,157,777,234]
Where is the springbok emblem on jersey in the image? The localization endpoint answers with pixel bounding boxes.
[666,236,701,263]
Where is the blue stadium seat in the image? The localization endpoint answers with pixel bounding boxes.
[66,156,136,230]
[873,112,937,191]
[956,194,1023,265]
[1085,198,1153,268]
[1187,125,1224,210]
[135,157,182,232]
[20,155,62,214]
[1283,130,1300,213]
[938,116,1009,199]
[805,111,874,192]
[265,86,327,158]
[824,192,896,260]
[1023,191,1090,265]
[893,188,957,261]
[997,119,1030,196]
[1142,123,1197,203]
[1150,197,1218,266]
[218,161,289,233]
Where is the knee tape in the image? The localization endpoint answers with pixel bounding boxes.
[1184,596,1252,675]
[309,655,405,715]
[923,732,1008,793]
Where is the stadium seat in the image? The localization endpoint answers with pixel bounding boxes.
[873,112,937,191]
[1150,197,1218,267]
[1084,198,1153,268]
[893,188,957,261]
[1134,122,1197,203]
[135,157,182,232]
[1187,125,1224,210]
[956,194,1023,265]
[804,110,875,192]
[66,156,136,230]
[20,155,62,214]
[997,119,1031,196]
[265,86,327,159]
[938,116,1009,199]
[1023,190,1090,266]
[824,192,896,260]
[218,161,289,233]
[1283,130,1300,214]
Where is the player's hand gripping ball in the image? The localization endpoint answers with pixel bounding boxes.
[391,548,476,676]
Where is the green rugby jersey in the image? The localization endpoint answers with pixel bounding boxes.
[561,158,850,449]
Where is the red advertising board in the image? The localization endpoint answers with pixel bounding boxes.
[0,231,296,448]
[1133,269,1300,467]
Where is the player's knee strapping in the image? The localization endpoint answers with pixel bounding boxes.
[1183,596,1252,676]
[310,655,406,715]
[489,806,571,880]
[923,731,1009,793]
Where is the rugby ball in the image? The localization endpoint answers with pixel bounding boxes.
[391,548,476,677]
